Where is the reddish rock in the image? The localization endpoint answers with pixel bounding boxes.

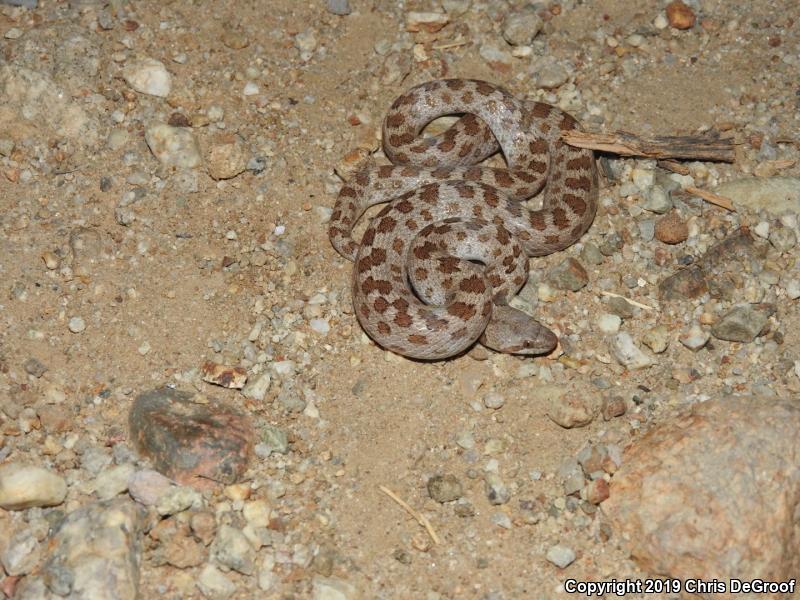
[666,0,696,29]
[583,478,609,505]
[604,396,800,591]
[128,387,253,487]
[654,212,689,244]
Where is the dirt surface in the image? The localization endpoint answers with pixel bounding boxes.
[1,0,799,598]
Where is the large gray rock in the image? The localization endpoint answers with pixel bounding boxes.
[604,396,800,597]
[14,498,146,600]
[716,177,800,215]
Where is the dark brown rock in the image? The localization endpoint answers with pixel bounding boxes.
[659,265,708,300]
[128,387,253,487]
[654,212,689,244]
[604,396,800,592]
[658,228,767,302]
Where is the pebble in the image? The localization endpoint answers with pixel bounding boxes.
[326,0,351,16]
[666,0,696,29]
[14,499,145,600]
[294,30,318,54]
[206,135,248,180]
[769,226,796,252]
[655,213,689,244]
[602,396,627,420]
[243,372,272,401]
[23,357,47,377]
[545,545,576,568]
[1,529,41,576]
[783,278,800,300]
[711,304,774,343]
[122,58,172,97]
[310,318,331,335]
[547,394,593,429]
[127,469,175,506]
[679,325,710,351]
[259,424,289,456]
[197,564,236,600]
[580,242,604,265]
[596,314,622,334]
[155,485,204,516]
[642,185,672,213]
[484,472,510,505]
[490,512,512,529]
[405,12,449,33]
[642,325,670,353]
[479,44,513,70]
[547,258,588,291]
[145,124,202,169]
[502,10,542,46]
[211,525,256,575]
[243,499,271,528]
[753,221,770,239]
[582,478,610,504]
[68,316,86,333]
[483,392,505,409]
[533,61,571,89]
[312,576,357,600]
[128,387,254,486]
[0,463,67,510]
[609,332,655,369]
[442,0,471,16]
[427,474,463,503]
[93,463,136,501]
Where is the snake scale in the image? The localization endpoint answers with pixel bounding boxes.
[329,79,599,360]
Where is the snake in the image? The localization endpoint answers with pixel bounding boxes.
[328,79,598,360]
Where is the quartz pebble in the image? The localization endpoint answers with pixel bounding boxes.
[545,545,576,568]
[609,333,655,369]
[679,325,710,351]
[0,463,67,510]
[145,124,202,169]
[122,58,172,97]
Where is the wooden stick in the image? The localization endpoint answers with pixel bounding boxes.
[598,291,657,311]
[379,485,441,545]
[656,160,690,175]
[562,130,737,163]
[684,186,735,211]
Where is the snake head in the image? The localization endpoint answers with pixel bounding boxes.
[479,305,558,355]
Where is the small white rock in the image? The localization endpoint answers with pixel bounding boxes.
[122,58,172,97]
[197,564,236,600]
[609,332,654,370]
[679,325,710,351]
[596,313,622,334]
[753,221,770,239]
[145,124,202,169]
[309,318,330,335]
[68,316,86,333]
[0,464,67,510]
[483,392,505,410]
[546,544,576,568]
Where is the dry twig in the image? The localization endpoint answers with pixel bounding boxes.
[378,485,441,545]
[684,186,735,211]
[562,130,736,163]
[598,291,657,311]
